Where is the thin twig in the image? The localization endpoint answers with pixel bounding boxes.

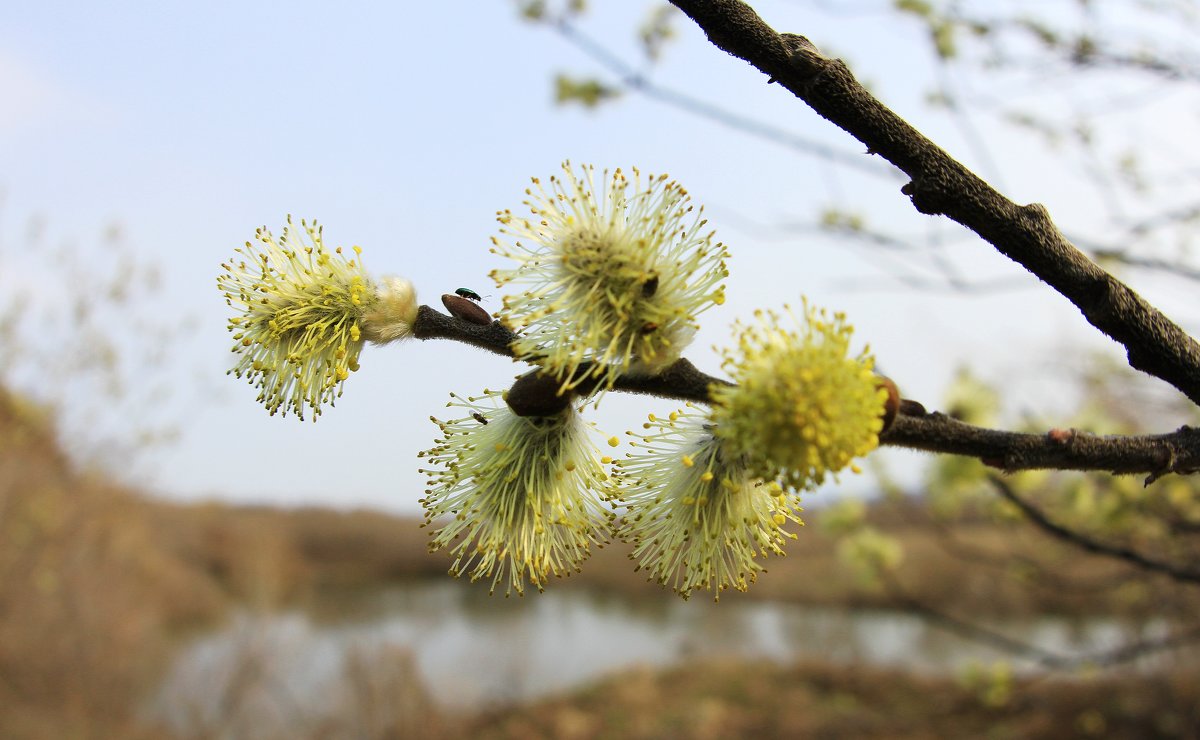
[551,17,894,179]
[885,570,1200,671]
[893,501,1145,596]
[989,475,1200,586]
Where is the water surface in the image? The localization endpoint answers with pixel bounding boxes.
[152,580,1166,730]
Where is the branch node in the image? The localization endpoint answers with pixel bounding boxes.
[1144,439,1195,485]
[902,175,948,216]
[779,33,831,89]
[877,376,900,432]
[506,371,574,417]
[1019,201,1052,222]
[1046,428,1074,444]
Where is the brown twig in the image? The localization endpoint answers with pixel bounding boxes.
[989,476,1200,586]
[412,304,1200,480]
[411,305,724,406]
[883,570,1200,671]
[891,499,1146,596]
[884,413,1200,483]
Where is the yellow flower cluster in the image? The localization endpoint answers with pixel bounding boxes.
[223,168,889,603]
[615,406,803,601]
[219,217,373,420]
[418,390,616,596]
[219,217,416,420]
[710,302,886,491]
[490,162,728,392]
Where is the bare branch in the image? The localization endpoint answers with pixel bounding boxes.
[414,304,1200,479]
[666,0,1200,407]
[885,412,1200,482]
[885,571,1200,671]
[989,476,1200,587]
[548,17,895,178]
[411,305,724,405]
[892,500,1146,596]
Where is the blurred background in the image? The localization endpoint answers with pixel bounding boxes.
[4,1,1200,737]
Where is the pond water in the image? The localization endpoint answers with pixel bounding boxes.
[150,580,1169,731]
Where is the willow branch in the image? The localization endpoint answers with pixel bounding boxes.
[885,412,1200,483]
[894,500,1145,595]
[989,476,1200,586]
[412,305,1200,480]
[411,305,723,404]
[882,572,1200,671]
[666,0,1200,407]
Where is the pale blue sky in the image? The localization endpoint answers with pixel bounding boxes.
[2,1,1192,512]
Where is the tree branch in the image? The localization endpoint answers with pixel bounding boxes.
[989,476,1200,586]
[549,17,894,178]
[411,305,724,405]
[666,0,1200,407]
[412,304,1200,480]
[883,571,1200,671]
[884,412,1200,483]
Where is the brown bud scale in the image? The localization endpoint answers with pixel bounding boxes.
[876,376,900,433]
[441,293,492,326]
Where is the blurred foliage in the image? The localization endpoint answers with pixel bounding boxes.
[930,361,1200,546]
[818,207,867,232]
[893,0,964,59]
[819,498,904,586]
[553,73,622,108]
[959,660,1014,709]
[0,390,224,737]
[514,0,586,23]
[835,526,905,586]
[519,2,683,113]
[903,360,1200,634]
[638,4,678,61]
[0,210,192,477]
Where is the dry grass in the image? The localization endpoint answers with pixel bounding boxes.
[0,388,455,737]
[468,659,1200,739]
[0,391,226,738]
[141,502,445,604]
